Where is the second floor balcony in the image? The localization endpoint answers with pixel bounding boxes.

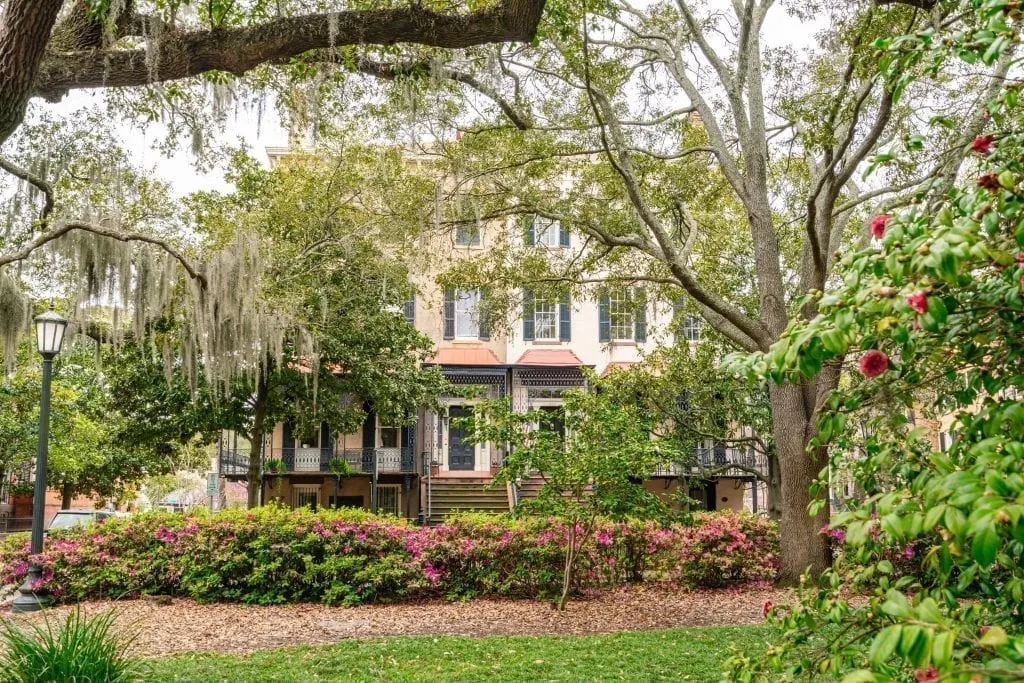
[218,446,417,478]
[651,446,768,478]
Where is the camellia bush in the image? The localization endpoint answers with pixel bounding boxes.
[0,506,777,606]
[726,2,1024,681]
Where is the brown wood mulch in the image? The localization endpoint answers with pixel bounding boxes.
[0,585,790,657]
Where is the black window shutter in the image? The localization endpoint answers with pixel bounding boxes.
[559,294,571,341]
[404,293,416,326]
[522,289,535,341]
[443,288,455,340]
[362,404,376,448]
[524,215,535,246]
[598,294,610,343]
[634,294,648,342]
[282,420,295,450]
[320,422,332,452]
[559,223,570,248]
[478,288,490,340]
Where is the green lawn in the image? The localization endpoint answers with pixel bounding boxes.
[143,625,773,682]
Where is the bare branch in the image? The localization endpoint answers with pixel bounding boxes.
[350,57,533,130]
[0,155,54,224]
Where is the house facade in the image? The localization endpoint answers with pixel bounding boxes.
[216,148,768,520]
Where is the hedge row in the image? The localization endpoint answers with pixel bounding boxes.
[0,507,778,606]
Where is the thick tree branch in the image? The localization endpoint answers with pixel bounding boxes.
[33,2,547,101]
[0,221,207,288]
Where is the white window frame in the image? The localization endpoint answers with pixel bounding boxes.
[378,418,399,448]
[608,291,635,341]
[455,289,481,338]
[455,224,481,247]
[533,297,558,340]
[533,217,562,247]
[681,315,702,342]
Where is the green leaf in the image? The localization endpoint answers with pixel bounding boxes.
[932,631,955,667]
[980,626,1009,648]
[972,525,1000,567]
[840,671,878,683]
[870,625,902,665]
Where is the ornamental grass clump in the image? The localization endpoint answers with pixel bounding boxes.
[0,609,139,683]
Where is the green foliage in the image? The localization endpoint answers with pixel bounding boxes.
[0,507,777,607]
[0,608,140,683]
[0,340,192,503]
[469,389,670,523]
[726,4,1024,680]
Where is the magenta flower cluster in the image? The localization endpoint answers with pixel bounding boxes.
[0,507,778,606]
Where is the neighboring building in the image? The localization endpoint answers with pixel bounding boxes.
[216,147,769,521]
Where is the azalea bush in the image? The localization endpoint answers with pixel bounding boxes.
[726,3,1024,680]
[0,507,777,606]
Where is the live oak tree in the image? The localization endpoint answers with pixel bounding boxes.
[0,0,546,402]
[342,0,1011,581]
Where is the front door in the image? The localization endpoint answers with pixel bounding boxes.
[448,406,475,470]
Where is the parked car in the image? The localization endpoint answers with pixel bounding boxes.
[47,509,114,531]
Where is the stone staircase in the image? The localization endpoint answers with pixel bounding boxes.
[426,478,511,524]
[513,474,592,507]
[514,474,547,503]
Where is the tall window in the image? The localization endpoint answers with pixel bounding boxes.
[534,217,561,246]
[455,224,481,246]
[455,289,481,338]
[681,315,702,342]
[534,298,558,340]
[608,292,635,341]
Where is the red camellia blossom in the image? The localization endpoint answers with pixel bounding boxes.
[762,600,773,619]
[916,667,939,683]
[859,350,889,378]
[978,173,1002,191]
[971,135,995,155]
[870,214,890,239]
[906,290,928,315]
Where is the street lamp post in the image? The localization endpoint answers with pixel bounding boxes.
[11,310,68,613]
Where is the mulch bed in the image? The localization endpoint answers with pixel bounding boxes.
[0,585,790,657]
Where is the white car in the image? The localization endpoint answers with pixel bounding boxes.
[47,509,115,531]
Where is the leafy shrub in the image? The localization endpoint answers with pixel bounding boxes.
[0,608,139,683]
[0,507,776,606]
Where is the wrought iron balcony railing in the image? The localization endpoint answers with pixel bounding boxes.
[651,447,768,477]
[219,447,417,476]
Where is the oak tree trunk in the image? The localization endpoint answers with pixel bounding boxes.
[771,383,830,584]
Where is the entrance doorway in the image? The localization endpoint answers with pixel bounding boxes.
[447,406,475,470]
